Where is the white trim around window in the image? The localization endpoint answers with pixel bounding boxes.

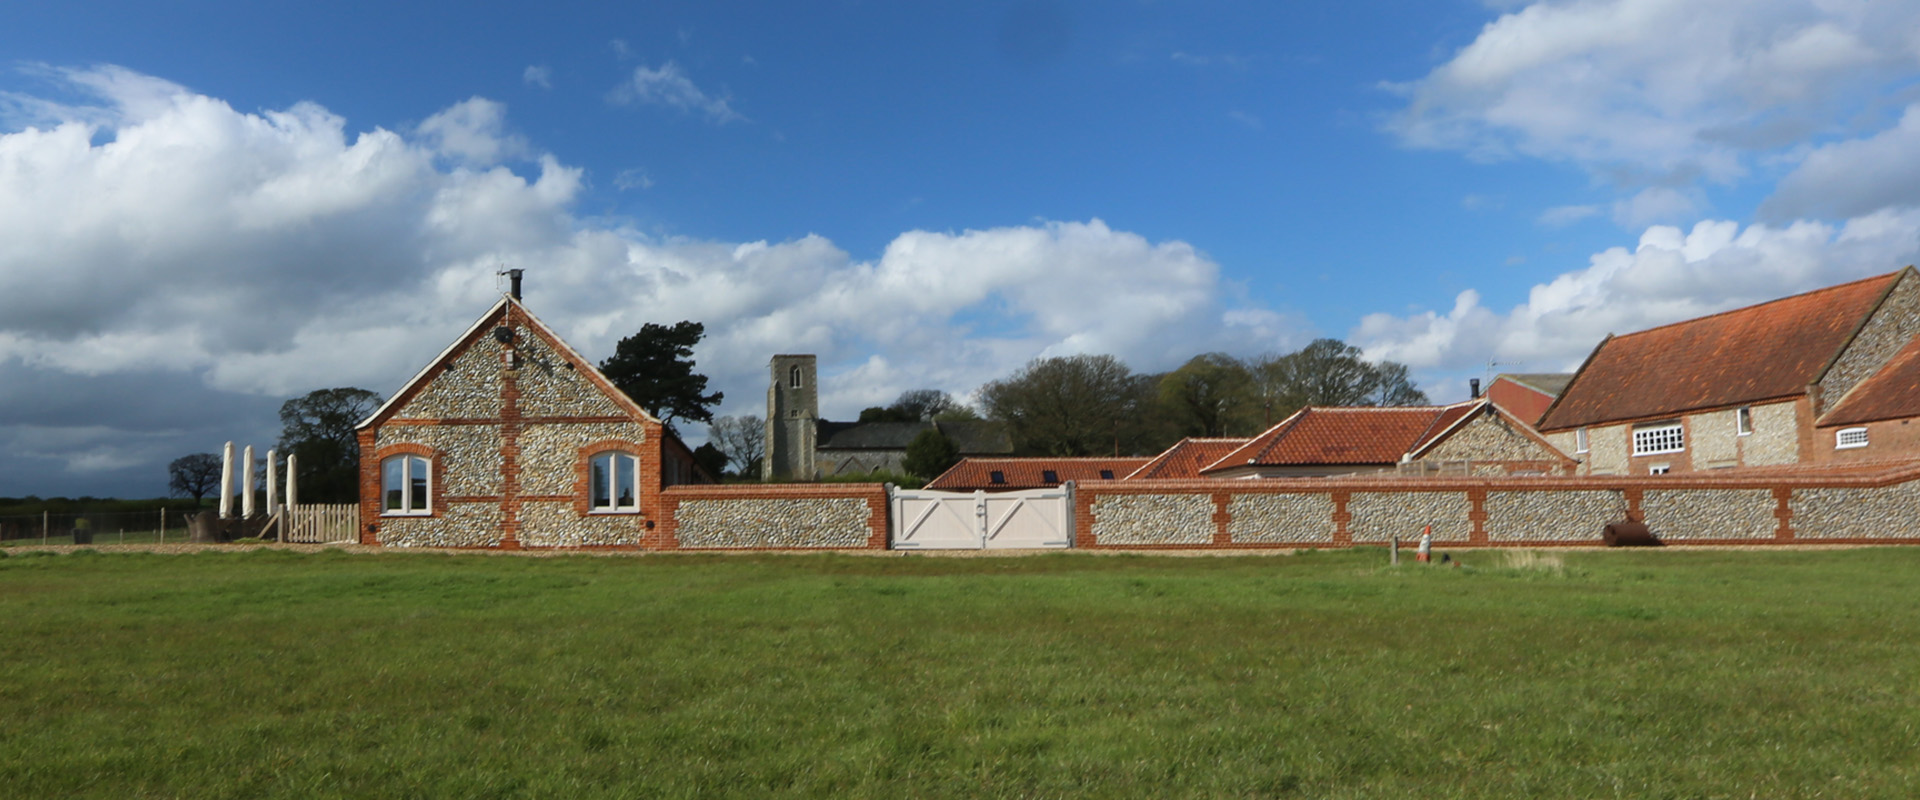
[589,451,642,513]
[1574,427,1589,454]
[1736,406,1753,436]
[1632,421,1685,456]
[382,455,431,516]
[1649,464,1671,475]
[1836,427,1869,450]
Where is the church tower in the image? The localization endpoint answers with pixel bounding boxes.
[763,354,818,479]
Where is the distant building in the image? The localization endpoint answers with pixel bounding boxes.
[1485,373,1572,426]
[1538,268,1920,475]
[1199,399,1575,478]
[925,456,1151,491]
[762,354,1012,480]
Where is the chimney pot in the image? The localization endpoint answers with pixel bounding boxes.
[1470,378,1482,399]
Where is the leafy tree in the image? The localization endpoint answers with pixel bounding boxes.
[902,428,960,480]
[707,415,766,478]
[932,404,981,422]
[1157,353,1257,437]
[980,354,1156,456]
[857,406,916,423]
[888,389,959,421]
[277,387,383,504]
[1247,339,1428,420]
[599,321,723,429]
[167,453,222,503]
[691,443,729,480]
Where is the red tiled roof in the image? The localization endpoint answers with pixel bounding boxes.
[1126,438,1250,480]
[925,457,1152,491]
[1821,336,1920,426]
[1205,404,1478,470]
[1486,374,1568,426]
[1539,272,1901,431]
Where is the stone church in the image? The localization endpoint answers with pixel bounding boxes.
[762,354,1012,480]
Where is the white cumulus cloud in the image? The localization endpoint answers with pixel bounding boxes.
[0,65,1305,493]
[1353,210,1920,375]
[1388,0,1920,187]
[610,61,745,124]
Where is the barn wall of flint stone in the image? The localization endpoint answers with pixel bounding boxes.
[1074,468,1920,548]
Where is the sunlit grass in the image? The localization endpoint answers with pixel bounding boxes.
[2,547,1918,797]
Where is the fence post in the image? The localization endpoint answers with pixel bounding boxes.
[160,507,166,544]
[43,510,48,545]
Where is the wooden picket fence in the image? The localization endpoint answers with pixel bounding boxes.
[283,504,358,544]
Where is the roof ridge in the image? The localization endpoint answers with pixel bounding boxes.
[1607,270,1899,342]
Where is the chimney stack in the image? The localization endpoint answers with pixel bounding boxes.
[505,268,524,300]
[1470,378,1481,399]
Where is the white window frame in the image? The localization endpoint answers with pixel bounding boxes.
[1632,422,1685,456]
[1575,428,1590,454]
[789,365,802,389]
[1649,464,1671,475]
[589,451,642,513]
[1736,406,1752,436]
[1836,427,1869,450]
[382,455,431,516]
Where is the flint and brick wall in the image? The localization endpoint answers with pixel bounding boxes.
[1073,461,1920,548]
[659,484,888,549]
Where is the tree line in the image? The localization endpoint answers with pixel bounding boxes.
[168,320,1426,500]
[699,337,1428,481]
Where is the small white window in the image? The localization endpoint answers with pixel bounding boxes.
[1633,422,1685,456]
[1575,428,1590,454]
[1736,406,1752,436]
[789,365,802,389]
[1836,427,1869,449]
[1649,464,1671,475]
[590,452,641,512]
[382,455,431,516]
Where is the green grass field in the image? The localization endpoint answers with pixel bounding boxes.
[2,547,1917,798]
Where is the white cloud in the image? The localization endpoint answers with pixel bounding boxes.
[610,61,745,124]
[1762,103,1920,221]
[523,65,552,89]
[1538,204,1600,227]
[0,65,1309,490]
[1388,0,1920,185]
[416,97,527,165]
[614,168,653,190]
[1353,210,1920,376]
[1610,186,1699,228]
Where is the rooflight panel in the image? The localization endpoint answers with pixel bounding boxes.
[1042,470,1059,483]
[990,471,1005,484]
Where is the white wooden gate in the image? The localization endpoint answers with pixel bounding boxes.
[890,486,1073,550]
[283,504,358,544]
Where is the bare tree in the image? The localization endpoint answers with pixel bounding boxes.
[167,453,222,502]
[708,415,766,478]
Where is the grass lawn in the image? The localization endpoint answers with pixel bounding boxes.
[2,547,1918,798]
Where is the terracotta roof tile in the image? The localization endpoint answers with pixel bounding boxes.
[1540,272,1899,431]
[925,457,1152,491]
[1206,405,1473,470]
[1126,438,1250,480]
[1821,336,1920,426]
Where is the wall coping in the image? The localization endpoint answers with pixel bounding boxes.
[663,483,889,499]
[1076,458,1920,495]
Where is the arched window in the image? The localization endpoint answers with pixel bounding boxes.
[789,365,802,388]
[382,455,431,515]
[590,451,641,512]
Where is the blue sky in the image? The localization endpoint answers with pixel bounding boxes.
[4,0,1920,496]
